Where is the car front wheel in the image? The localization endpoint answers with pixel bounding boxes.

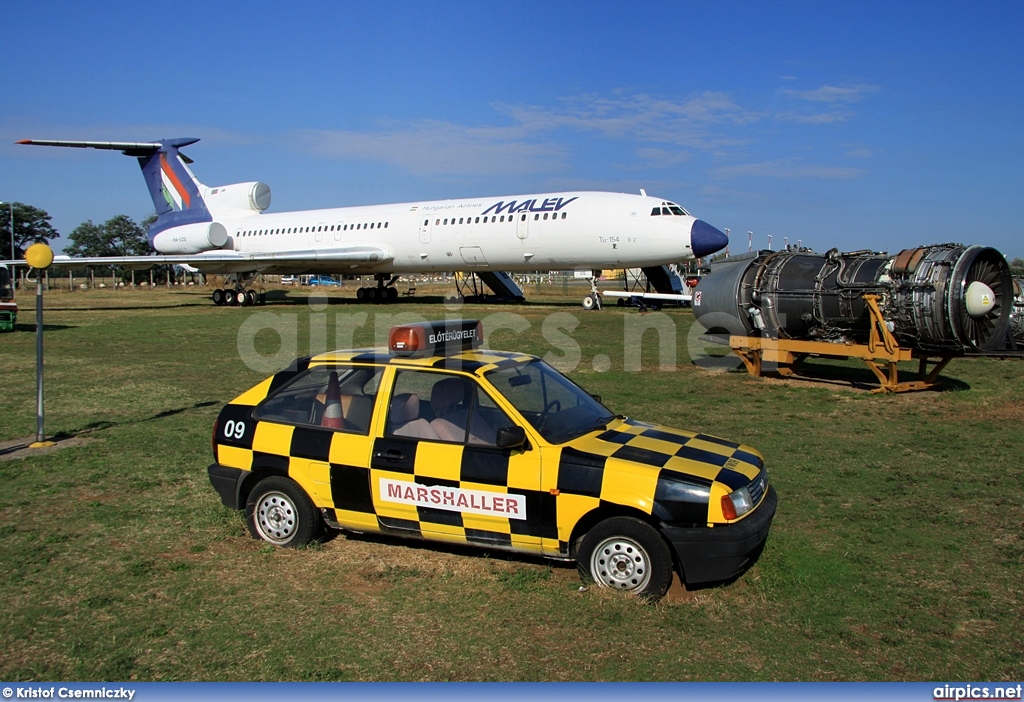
[577,517,673,601]
[245,476,322,548]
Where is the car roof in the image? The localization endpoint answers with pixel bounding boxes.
[309,348,539,376]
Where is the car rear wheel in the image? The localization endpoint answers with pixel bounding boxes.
[245,476,322,548]
[577,517,673,601]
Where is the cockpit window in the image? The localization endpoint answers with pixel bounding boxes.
[651,202,690,217]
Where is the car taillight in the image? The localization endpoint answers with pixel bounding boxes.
[211,419,219,462]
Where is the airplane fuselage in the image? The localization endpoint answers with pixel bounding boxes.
[173,191,712,275]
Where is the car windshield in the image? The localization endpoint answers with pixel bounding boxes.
[485,360,617,444]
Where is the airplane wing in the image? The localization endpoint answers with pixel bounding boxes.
[1,246,393,274]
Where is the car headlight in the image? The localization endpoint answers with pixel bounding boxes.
[721,486,753,520]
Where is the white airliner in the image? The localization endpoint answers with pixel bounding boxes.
[11,138,728,304]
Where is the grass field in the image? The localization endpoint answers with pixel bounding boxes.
[0,285,1021,681]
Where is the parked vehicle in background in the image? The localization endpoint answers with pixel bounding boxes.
[0,265,16,332]
[306,275,341,286]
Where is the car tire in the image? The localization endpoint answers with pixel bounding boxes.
[245,476,322,548]
[577,516,673,601]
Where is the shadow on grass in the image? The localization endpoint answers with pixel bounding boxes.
[51,400,223,441]
[40,303,208,312]
[336,526,576,574]
[10,323,78,332]
[767,359,971,392]
[333,521,769,599]
[699,356,972,393]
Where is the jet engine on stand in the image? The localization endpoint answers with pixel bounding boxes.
[692,243,1014,392]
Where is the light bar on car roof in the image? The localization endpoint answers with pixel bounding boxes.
[389,319,483,358]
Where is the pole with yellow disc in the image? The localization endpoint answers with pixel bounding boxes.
[25,242,55,448]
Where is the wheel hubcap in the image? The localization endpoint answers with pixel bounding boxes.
[590,536,651,591]
[255,491,297,544]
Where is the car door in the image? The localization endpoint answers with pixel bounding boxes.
[252,363,384,532]
[370,368,544,553]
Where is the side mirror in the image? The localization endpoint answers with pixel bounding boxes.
[590,393,602,404]
[495,425,527,450]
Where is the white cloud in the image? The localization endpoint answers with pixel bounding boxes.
[775,111,849,124]
[783,84,880,104]
[632,148,693,168]
[497,91,763,150]
[294,122,567,176]
[713,159,866,180]
[285,86,876,179]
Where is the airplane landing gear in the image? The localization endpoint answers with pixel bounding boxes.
[355,274,399,303]
[212,287,266,306]
[212,274,266,306]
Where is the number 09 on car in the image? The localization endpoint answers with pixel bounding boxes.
[208,319,777,601]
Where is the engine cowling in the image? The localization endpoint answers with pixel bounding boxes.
[152,222,229,254]
[693,243,1013,354]
[204,182,271,213]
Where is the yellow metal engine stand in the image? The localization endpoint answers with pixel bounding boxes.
[729,295,954,394]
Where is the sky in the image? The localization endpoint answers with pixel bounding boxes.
[1,1,1022,259]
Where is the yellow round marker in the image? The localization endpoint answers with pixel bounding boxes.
[25,242,54,269]
[26,241,55,448]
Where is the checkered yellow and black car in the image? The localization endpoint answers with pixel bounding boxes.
[208,319,776,601]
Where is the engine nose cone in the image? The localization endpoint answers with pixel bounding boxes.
[965,280,996,317]
[690,220,729,258]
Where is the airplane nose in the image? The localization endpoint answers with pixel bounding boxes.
[690,219,729,258]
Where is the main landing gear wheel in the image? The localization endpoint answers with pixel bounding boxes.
[582,294,598,310]
[245,476,322,548]
[212,289,225,305]
[577,516,673,601]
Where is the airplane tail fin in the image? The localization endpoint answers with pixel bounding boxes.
[16,138,212,240]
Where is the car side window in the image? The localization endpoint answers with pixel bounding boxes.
[386,370,512,446]
[254,365,382,434]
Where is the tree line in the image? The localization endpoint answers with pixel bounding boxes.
[2,202,179,282]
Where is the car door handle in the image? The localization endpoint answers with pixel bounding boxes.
[376,449,405,462]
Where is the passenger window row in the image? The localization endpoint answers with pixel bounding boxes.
[236,221,389,237]
[428,212,569,227]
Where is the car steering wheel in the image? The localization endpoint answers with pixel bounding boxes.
[538,399,561,428]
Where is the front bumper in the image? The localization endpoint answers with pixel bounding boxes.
[661,485,778,584]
